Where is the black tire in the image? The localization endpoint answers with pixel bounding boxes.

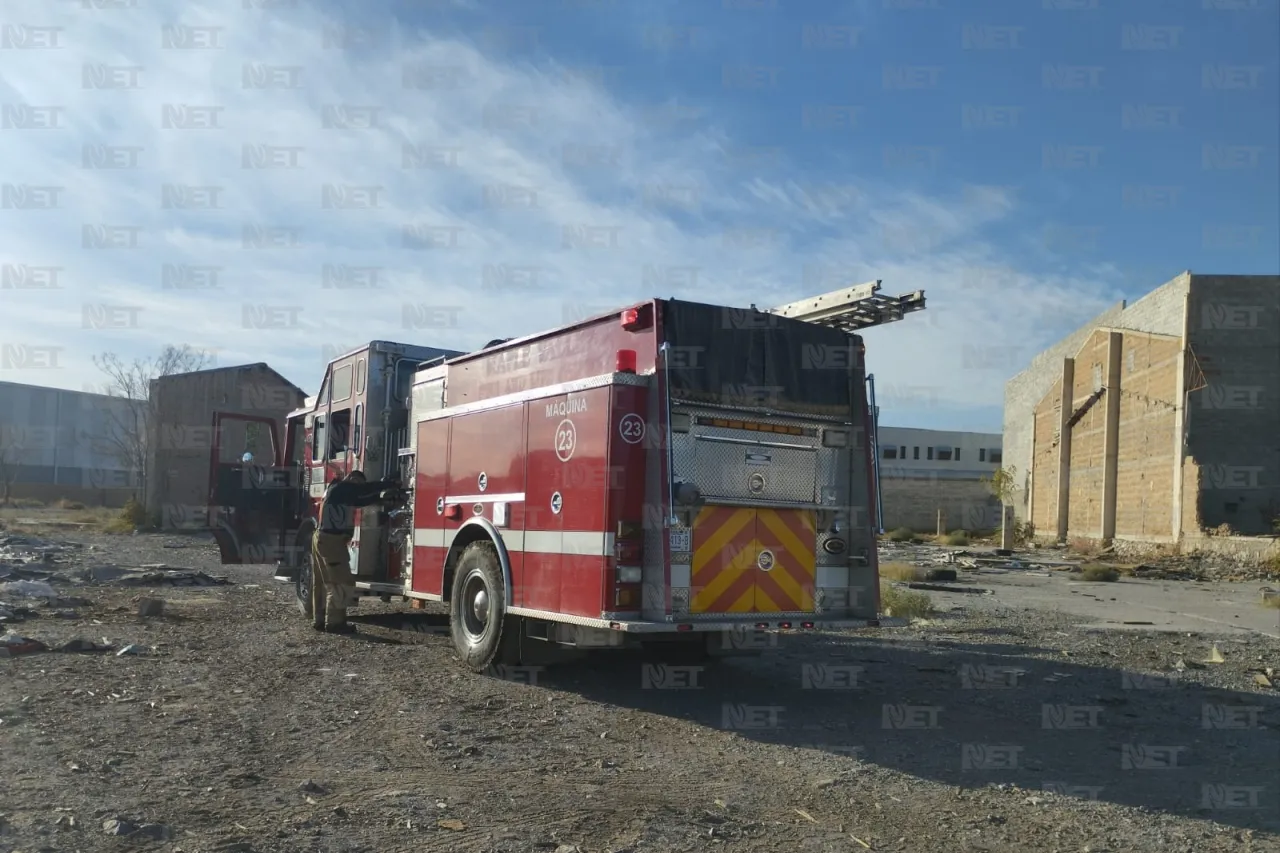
[449,541,519,673]
[295,526,315,621]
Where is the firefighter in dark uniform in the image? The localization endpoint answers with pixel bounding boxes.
[310,470,405,633]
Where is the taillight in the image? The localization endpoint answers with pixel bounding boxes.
[615,520,645,563]
[613,520,644,610]
[616,565,642,584]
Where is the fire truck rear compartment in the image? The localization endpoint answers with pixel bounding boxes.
[689,505,817,614]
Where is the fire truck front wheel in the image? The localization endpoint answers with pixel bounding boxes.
[449,541,519,672]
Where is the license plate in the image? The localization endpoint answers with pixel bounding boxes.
[669,528,691,553]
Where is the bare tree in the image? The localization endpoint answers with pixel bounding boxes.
[0,425,24,507]
[91,345,213,502]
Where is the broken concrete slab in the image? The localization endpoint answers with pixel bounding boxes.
[136,598,166,617]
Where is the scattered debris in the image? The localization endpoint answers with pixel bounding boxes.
[101,818,171,840]
[1204,645,1226,664]
[1255,673,1274,689]
[81,566,230,587]
[136,597,166,617]
[57,638,114,653]
[438,818,466,831]
[906,583,991,595]
[0,631,47,657]
[0,580,57,599]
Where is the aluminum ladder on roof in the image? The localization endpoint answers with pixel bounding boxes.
[766,280,921,535]
[766,280,926,332]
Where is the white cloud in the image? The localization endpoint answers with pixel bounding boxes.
[0,1,1125,426]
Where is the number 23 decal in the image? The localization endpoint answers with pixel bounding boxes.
[619,413,645,444]
[555,419,577,462]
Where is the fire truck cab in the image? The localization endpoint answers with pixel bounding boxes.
[210,287,927,672]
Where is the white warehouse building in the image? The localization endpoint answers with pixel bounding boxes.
[875,426,1004,533]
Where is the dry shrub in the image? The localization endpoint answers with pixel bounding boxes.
[55,498,87,510]
[1080,564,1119,582]
[879,562,923,582]
[940,530,970,547]
[879,582,935,620]
[885,527,917,543]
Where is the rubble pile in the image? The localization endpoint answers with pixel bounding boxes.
[0,532,228,642]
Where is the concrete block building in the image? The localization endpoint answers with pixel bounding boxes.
[0,380,142,506]
[1004,272,1280,543]
[146,363,306,528]
[876,426,1003,532]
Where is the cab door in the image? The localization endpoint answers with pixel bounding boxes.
[208,413,301,564]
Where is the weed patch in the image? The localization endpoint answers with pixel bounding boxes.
[879,582,935,620]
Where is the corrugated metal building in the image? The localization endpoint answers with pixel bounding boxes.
[146,363,306,528]
[0,380,142,506]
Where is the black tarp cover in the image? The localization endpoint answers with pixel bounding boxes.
[659,299,860,417]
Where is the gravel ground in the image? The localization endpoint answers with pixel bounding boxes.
[2,525,1280,853]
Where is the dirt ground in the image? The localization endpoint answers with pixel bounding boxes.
[3,523,1280,853]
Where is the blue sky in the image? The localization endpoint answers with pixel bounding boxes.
[0,0,1276,433]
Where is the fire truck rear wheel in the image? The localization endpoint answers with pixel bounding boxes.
[450,541,518,673]
[294,525,315,620]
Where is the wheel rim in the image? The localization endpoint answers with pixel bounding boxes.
[460,570,491,645]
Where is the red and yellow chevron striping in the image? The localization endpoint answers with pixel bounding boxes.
[689,505,816,614]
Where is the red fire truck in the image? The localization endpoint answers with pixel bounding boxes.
[208,285,926,672]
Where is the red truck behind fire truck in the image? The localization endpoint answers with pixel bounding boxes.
[209,293,899,672]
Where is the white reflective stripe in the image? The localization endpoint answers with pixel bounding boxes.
[444,492,525,504]
[414,528,450,548]
[523,531,613,556]
[412,528,611,557]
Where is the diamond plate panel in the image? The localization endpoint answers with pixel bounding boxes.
[694,438,817,504]
[670,587,690,615]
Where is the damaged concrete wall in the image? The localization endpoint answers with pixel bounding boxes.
[1005,272,1193,527]
[1030,376,1063,535]
[1184,274,1280,535]
[1003,302,1125,524]
[879,474,1002,533]
[1065,331,1111,538]
[1112,332,1181,541]
[146,364,305,528]
[1030,330,1181,542]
